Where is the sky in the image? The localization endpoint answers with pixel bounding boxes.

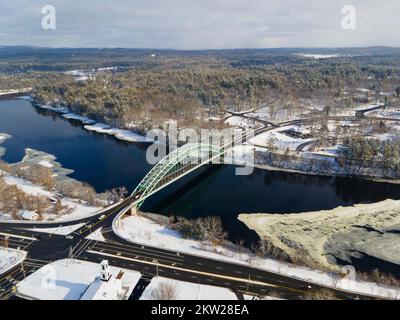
[0,0,399,49]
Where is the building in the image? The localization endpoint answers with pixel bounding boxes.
[16,259,141,300]
[80,260,134,300]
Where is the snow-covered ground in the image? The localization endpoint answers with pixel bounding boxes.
[310,145,343,158]
[140,277,237,300]
[249,125,313,151]
[0,134,8,144]
[37,104,69,114]
[62,113,96,124]
[225,116,257,129]
[0,248,26,274]
[1,174,101,222]
[26,223,85,236]
[0,88,32,96]
[296,53,340,59]
[86,228,107,242]
[16,259,141,300]
[115,215,400,299]
[37,160,53,168]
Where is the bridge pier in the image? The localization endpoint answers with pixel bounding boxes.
[130,205,138,216]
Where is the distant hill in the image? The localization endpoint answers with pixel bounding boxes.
[0,45,399,74]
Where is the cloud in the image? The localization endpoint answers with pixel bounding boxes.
[0,0,399,49]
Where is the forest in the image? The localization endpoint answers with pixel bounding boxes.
[1,47,396,130]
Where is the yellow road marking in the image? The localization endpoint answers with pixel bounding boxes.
[87,249,277,288]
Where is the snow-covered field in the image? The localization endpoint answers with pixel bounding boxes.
[140,277,237,300]
[0,174,101,222]
[0,248,26,274]
[296,53,340,59]
[86,228,106,241]
[62,113,96,124]
[0,88,32,96]
[250,125,313,151]
[225,116,257,129]
[38,104,69,114]
[116,215,400,299]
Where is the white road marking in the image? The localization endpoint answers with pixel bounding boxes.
[0,232,37,241]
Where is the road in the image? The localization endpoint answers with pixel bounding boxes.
[0,197,382,301]
[1,103,397,301]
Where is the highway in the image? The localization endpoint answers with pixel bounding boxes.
[0,197,382,301]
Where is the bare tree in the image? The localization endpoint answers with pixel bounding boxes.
[107,186,128,204]
[304,289,338,300]
[151,281,178,300]
[201,216,227,247]
[53,198,65,215]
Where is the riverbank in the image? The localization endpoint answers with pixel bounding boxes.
[28,97,153,143]
[0,133,104,222]
[252,162,400,185]
[238,199,400,271]
[28,95,400,184]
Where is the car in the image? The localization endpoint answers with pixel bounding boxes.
[98,215,106,221]
[66,235,74,240]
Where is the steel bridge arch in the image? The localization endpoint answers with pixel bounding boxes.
[132,143,223,208]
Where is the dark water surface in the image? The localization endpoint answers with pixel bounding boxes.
[2,98,400,250]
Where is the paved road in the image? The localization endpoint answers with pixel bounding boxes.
[0,198,382,301]
[1,104,398,300]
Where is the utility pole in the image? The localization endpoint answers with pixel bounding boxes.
[68,246,74,260]
[21,264,26,278]
[3,235,9,249]
[156,261,159,277]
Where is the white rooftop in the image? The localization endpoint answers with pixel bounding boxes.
[140,277,237,300]
[16,259,141,300]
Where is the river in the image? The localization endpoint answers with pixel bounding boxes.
[1,98,400,250]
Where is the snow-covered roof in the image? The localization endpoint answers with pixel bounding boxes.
[81,277,122,300]
[16,259,141,300]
